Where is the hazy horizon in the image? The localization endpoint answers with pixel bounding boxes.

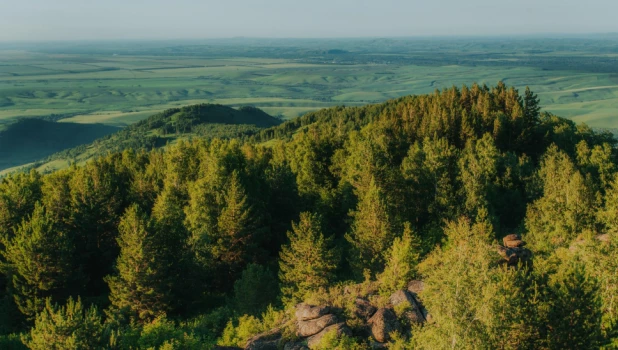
[1,0,617,42]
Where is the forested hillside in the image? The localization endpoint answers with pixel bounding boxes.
[11,104,281,174]
[2,83,618,349]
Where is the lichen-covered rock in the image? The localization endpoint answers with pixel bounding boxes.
[295,303,330,321]
[407,280,424,295]
[306,322,351,348]
[214,347,243,350]
[297,314,338,337]
[354,297,377,320]
[367,308,399,343]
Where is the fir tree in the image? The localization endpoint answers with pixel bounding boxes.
[526,145,594,252]
[378,223,421,294]
[523,86,541,127]
[3,203,73,319]
[279,212,337,304]
[24,297,106,350]
[346,178,394,276]
[546,261,603,349]
[105,205,168,322]
[215,171,253,271]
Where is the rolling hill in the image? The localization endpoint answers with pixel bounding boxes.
[1,104,281,174]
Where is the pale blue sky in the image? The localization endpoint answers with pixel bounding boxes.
[0,0,616,41]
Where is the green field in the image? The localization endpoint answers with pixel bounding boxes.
[2,37,618,175]
[1,37,618,129]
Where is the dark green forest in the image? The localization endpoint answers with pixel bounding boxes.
[2,83,618,349]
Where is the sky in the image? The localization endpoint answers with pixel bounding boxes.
[0,0,617,42]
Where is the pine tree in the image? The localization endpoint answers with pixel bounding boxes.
[546,261,603,349]
[378,223,421,294]
[105,205,168,322]
[3,203,73,319]
[68,159,126,299]
[215,172,253,271]
[526,145,594,252]
[410,217,539,349]
[186,171,253,288]
[523,86,541,127]
[151,173,198,314]
[24,297,106,350]
[458,133,499,218]
[279,212,337,304]
[0,170,42,246]
[346,178,394,276]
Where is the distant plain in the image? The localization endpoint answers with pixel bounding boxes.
[1,37,618,129]
[2,37,618,174]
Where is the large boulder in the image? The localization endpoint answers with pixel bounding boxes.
[295,303,330,321]
[389,290,415,307]
[297,314,338,337]
[353,297,377,320]
[389,290,425,324]
[367,308,399,343]
[497,245,531,266]
[306,323,351,349]
[407,280,424,296]
[502,234,521,245]
[504,240,525,248]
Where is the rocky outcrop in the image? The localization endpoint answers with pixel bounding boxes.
[353,297,377,320]
[297,314,338,337]
[245,283,429,349]
[295,304,330,321]
[498,234,532,266]
[307,322,351,348]
[286,303,351,349]
[368,308,399,343]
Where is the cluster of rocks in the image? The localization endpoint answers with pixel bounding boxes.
[497,234,532,266]
[288,304,351,349]
[221,281,428,350]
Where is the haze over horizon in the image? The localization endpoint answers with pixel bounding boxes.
[1,0,617,42]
